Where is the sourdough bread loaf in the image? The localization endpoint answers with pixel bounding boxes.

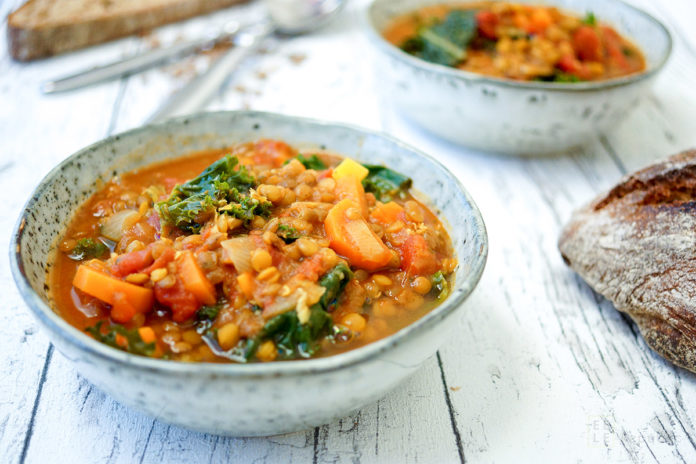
[559,149,696,372]
[8,0,244,61]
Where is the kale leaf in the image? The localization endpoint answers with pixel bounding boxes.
[156,155,256,233]
[362,164,413,202]
[219,188,272,223]
[582,11,597,26]
[402,10,477,67]
[68,238,108,261]
[431,271,449,302]
[535,71,583,83]
[295,154,327,170]
[85,321,155,356]
[195,304,221,333]
[317,262,352,311]
[246,263,353,360]
[277,224,300,243]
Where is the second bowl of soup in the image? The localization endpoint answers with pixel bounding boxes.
[366,0,671,155]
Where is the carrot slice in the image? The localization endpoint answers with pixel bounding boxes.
[73,265,154,319]
[371,201,406,224]
[335,175,368,217]
[527,8,552,34]
[138,327,157,344]
[178,251,216,305]
[325,199,393,271]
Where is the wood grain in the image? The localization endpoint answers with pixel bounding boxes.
[2,0,696,462]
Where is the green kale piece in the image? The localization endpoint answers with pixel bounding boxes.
[362,164,413,202]
[219,188,272,223]
[246,263,353,360]
[277,224,300,243]
[403,10,477,66]
[317,262,352,311]
[431,271,449,302]
[535,72,583,83]
[85,321,155,356]
[295,154,327,170]
[156,155,256,233]
[68,238,108,261]
[553,72,582,83]
[195,304,221,333]
[583,11,597,26]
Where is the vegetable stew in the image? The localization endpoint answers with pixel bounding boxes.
[49,140,457,363]
[383,2,646,82]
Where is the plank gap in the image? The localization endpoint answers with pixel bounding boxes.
[436,351,465,464]
[19,344,54,464]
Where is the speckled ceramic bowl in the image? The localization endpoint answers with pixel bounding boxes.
[10,111,487,436]
[366,0,672,156]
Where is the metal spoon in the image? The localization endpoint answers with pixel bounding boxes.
[147,0,344,123]
[41,20,243,94]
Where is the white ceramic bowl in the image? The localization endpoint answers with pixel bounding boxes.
[366,0,672,156]
[10,111,487,436]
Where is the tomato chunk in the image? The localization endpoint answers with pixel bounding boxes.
[400,234,438,276]
[253,139,295,167]
[111,248,153,277]
[476,10,498,39]
[154,279,200,323]
[573,26,602,62]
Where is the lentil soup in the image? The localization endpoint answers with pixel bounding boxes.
[49,140,457,363]
[383,2,646,82]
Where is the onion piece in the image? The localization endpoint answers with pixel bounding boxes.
[100,209,140,241]
[262,280,325,320]
[220,236,252,273]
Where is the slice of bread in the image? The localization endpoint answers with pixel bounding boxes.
[8,0,245,61]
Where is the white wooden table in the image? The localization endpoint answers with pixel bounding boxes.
[2,0,696,462]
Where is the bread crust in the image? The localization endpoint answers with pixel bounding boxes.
[559,149,696,372]
[8,0,244,61]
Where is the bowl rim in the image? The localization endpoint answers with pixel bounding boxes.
[365,0,673,92]
[10,110,488,378]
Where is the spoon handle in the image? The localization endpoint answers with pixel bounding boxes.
[41,23,241,94]
[148,22,273,124]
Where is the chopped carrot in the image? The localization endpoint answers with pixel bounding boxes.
[237,272,256,299]
[110,292,137,323]
[527,8,552,34]
[335,175,368,217]
[73,265,154,320]
[138,327,157,344]
[325,199,393,271]
[371,201,406,224]
[178,251,216,305]
[115,333,128,348]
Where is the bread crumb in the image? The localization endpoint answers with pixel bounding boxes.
[288,53,306,65]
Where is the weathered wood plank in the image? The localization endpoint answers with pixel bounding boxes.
[378,99,696,461]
